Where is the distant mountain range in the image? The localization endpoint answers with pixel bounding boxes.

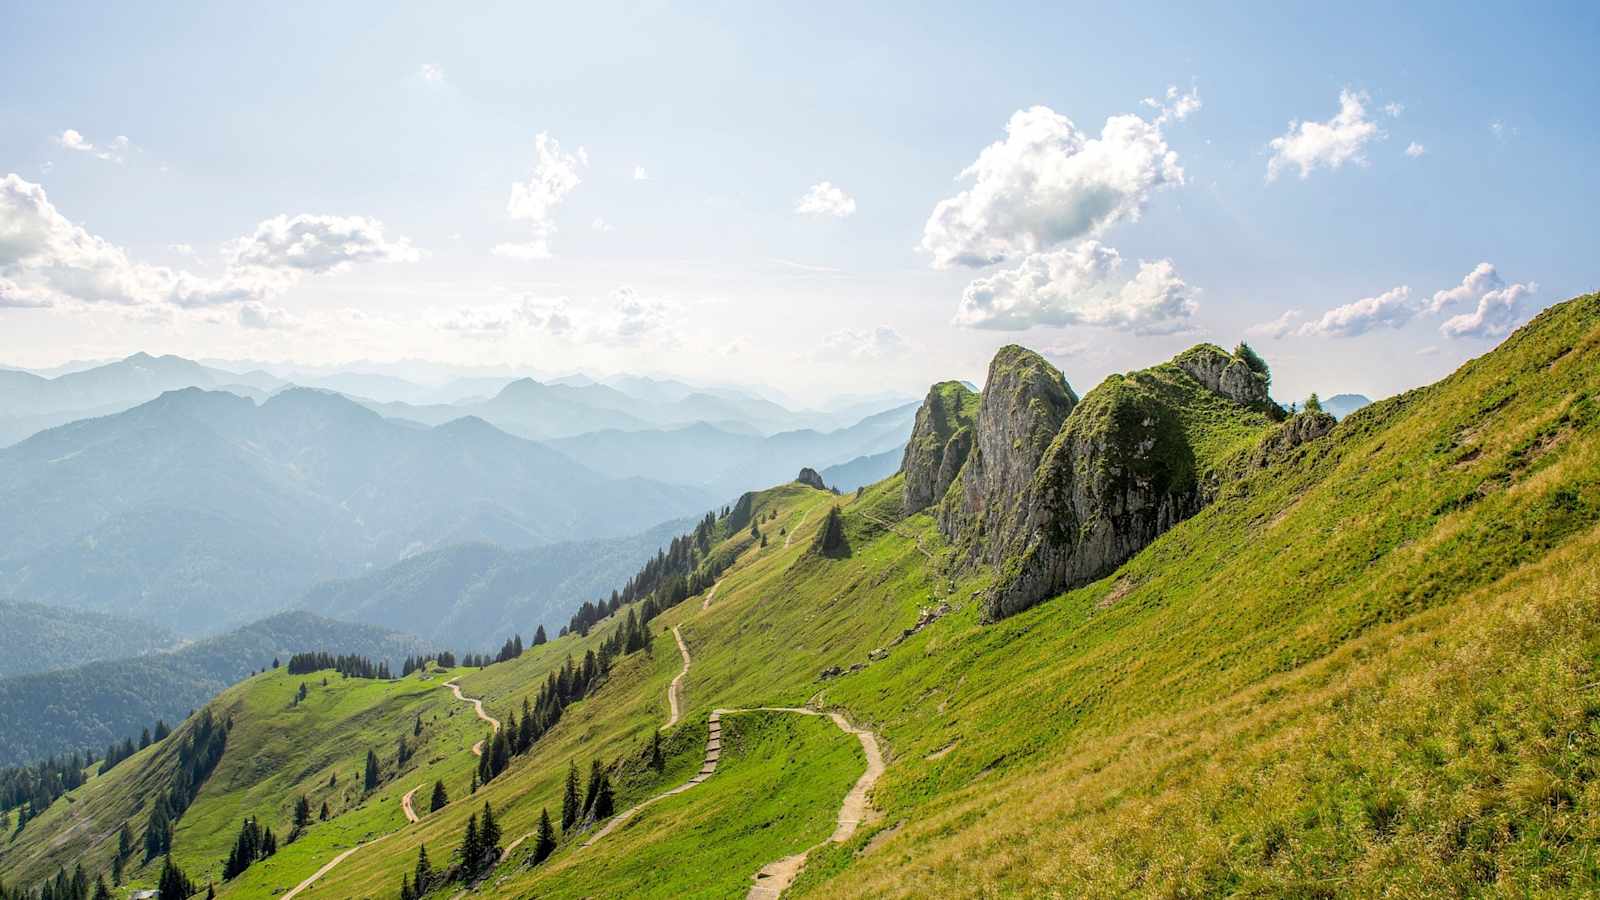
[547,401,918,496]
[0,352,916,448]
[0,387,712,636]
[1321,393,1373,419]
[300,515,695,649]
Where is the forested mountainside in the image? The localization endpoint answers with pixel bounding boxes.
[0,601,174,678]
[0,387,710,636]
[300,516,695,649]
[3,293,1597,898]
[0,612,428,766]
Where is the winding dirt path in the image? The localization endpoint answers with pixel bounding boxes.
[446,680,501,756]
[783,509,811,549]
[701,580,720,611]
[284,678,499,897]
[282,832,395,900]
[663,626,691,730]
[580,620,886,900]
[743,708,885,898]
[860,511,934,561]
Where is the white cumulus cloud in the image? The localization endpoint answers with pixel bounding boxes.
[0,173,420,314]
[1245,309,1303,340]
[953,239,1197,334]
[1429,263,1538,339]
[55,129,130,163]
[1405,142,1427,158]
[1266,89,1383,181]
[1294,286,1414,337]
[495,132,587,260]
[633,165,649,181]
[1290,263,1537,340]
[920,103,1184,269]
[795,181,856,218]
[227,214,420,274]
[419,63,445,82]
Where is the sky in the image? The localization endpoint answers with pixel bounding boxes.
[2,0,1596,405]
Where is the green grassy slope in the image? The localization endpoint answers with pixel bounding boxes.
[7,293,1599,898]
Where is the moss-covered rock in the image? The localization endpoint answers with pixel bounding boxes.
[938,346,1077,551]
[937,343,1298,622]
[900,381,980,515]
[1173,343,1275,410]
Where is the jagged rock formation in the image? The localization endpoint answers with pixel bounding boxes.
[938,347,1078,547]
[937,343,1309,622]
[900,381,979,514]
[1173,344,1272,409]
[796,468,827,490]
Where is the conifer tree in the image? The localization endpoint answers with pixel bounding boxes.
[650,730,665,772]
[480,800,501,855]
[363,749,380,791]
[812,506,850,558]
[156,856,194,900]
[111,852,124,886]
[532,808,557,864]
[430,779,448,812]
[92,876,111,900]
[144,802,172,859]
[319,801,330,821]
[117,821,133,858]
[293,796,311,831]
[414,843,432,894]
[582,759,602,816]
[1305,392,1323,413]
[459,813,479,879]
[533,624,547,645]
[594,773,615,819]
[562,761,581,832]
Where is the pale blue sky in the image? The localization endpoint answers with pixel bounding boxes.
[2,1,1595,403]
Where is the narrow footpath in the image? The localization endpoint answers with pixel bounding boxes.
[283,677,500,897]
[446,679,501,756]
[662,625,691,730]
[580,619,887,899]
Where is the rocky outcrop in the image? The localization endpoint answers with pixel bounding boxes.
[983,371,1209,620]
[930,341,1314,623]
[1174,344,1272,409]
[900,381,979,514]
[1235,411,1337,473]
[939,346,1077,554]
[796,468,827,490]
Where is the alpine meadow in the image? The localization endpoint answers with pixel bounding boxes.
[2,3,1597,898]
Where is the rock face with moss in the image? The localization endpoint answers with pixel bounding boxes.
[1173,343,1272,409]
[941,343,1296,621]
[900,381,980,514]
[938,347,1078,551]
[795,467,827,490]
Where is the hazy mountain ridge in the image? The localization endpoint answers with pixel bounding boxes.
[300,515,696,648]
[0,387,712,635]
[0,600,175,678]
[0,611,429,766]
